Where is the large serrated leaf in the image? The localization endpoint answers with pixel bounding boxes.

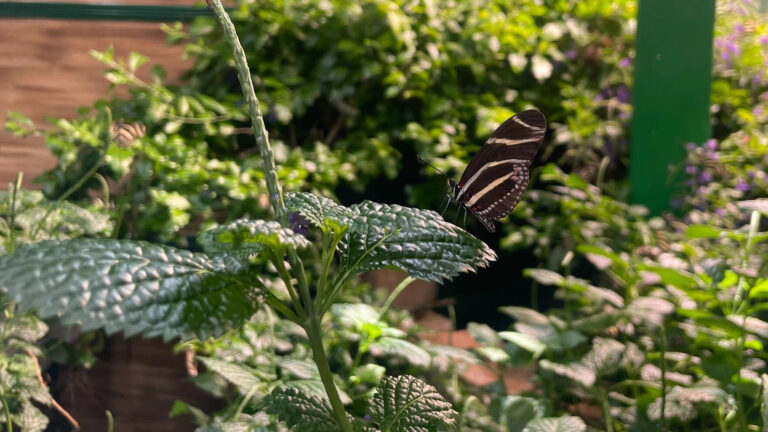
[199,219,310,256]
[258,386,344,432]
[0,239,253,340]
[492,395,546,432]
[286,192,496,282]
[522,416,586,432]
[370,375,457,432]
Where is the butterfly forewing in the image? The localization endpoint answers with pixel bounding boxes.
[455,109,546,232]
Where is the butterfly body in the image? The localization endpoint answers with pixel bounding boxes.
[445,109,546,232]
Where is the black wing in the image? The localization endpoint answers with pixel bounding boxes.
[455,110,546,231]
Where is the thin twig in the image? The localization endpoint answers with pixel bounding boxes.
[24,348,80,431]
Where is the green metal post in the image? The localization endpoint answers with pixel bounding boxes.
[0,2,214,21]
[630,0,716,215]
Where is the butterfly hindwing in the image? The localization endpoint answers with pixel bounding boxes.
[455,110,545,231]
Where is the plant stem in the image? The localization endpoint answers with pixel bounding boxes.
[7,173,22,254]
[0,394,11,432]
[106,410,114,432]
[207,0,285,222]
[378,276,414,319]
[305,314,354,432]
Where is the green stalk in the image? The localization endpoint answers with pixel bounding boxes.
[305,312,354,432]
[378,276,414,319]
[208,2,351,430]
[1,394,11,432]
[7,173,22,254]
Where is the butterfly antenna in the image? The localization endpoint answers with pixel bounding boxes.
[462,208,468,228]
[416,154,449,177]
[439,196,450,216]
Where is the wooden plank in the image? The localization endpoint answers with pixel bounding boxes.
[0,19,192,188]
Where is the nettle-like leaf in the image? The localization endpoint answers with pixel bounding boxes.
[0,239,252,340]
[258,386,348,432]
[581,337,625,376]
[370,337,431,368]
[370,375,457,432]
[522,416,586,432]
[199,218,310,257]
[286,192,496,282]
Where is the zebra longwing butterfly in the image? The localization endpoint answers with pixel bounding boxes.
[425,109,546,232]
[111,122,146,147]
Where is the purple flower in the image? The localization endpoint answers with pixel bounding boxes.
[616,85,631,103]
[760,35,768,45]
[699,171,713,183]
[686,142,697,152]
[288,212,310,236]
[705,139,718,151]
[685,164,698,175]
[716,207,726,217]
[754,105,765,116]
[726,40,740,56]
[619,57,631,68]
[747,170,755,179]
[735,180,750,192]
[733,24,744,34]
[565,48,577,60]
[669,197,682,209]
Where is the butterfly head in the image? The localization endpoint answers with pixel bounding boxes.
[447,178,461,200]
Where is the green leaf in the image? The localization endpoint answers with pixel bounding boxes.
[580,337,625,376]
[198,357,265,397]
[491,395,545,432]
[523,269,565,287]
[370,375,457,432]
[198,219,310,256]
[522,416,586,432]
[286,192,496,282]
[258,386,344,432]
[0,239,253,340]
[637,265,699,290]
[498,331,546,357]
[499,307,550,325]
[538,360,596,387]
[370,337,431,368]
[685,225,724,239]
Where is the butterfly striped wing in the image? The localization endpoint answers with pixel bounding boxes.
[454,110,546,232]
[112,122,146,146]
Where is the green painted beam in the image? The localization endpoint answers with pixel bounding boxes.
[630,0,716,215]
[0,2,215,21]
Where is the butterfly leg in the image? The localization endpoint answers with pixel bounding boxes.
[462,208,468,228]
[440,196,451,216]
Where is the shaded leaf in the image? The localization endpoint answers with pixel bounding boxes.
[370,337,431,368]
[499,331,546,357]
[491,395,546,432]
[198,357,265,397]
[538,360,596,387]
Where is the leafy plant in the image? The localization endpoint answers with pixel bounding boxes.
[0,3,494,431]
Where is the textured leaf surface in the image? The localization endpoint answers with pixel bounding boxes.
[286,192,496,282]
[538,360,596,387]
[522,416,586,432]
[199,218,310,256]
[0,239,252,340]
[370,375,457,432]
[258,386,344,432]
